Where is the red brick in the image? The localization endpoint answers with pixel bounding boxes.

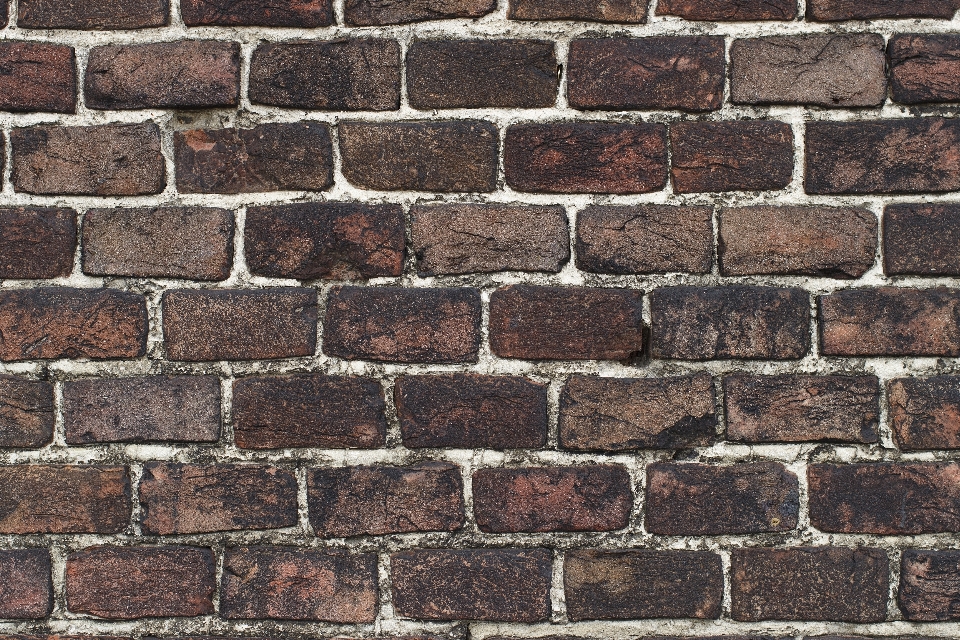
[162,288,318,361]
[66,546,214,619]
[347,0,494,24]
[890,35,960,104]
[0,207,76,279]
[0,376,53,448]
[18,0,168,28]
[0,550,51,619]
[0,42,75,113]
[182,0,332,26]
[889,376,960,450]
[899,550,960,621]
[807,0,960,20]
[884,204,960,276]
[508,0,646,22]
[657,0,796,19]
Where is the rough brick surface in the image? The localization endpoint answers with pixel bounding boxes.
[0,376,53,448]
[509,0,646,21]
[181,0,332,26]
[0,43,76,113]
[0,207,77,279]
[889,376,960,450]
[884,204,960,275]
[807,0,960,20]
[657,0,797,19]
[346,0,494,25]
[17,0,168,28]
[890,35,960,104]
[0,549,52,619]
[899,550,960,621]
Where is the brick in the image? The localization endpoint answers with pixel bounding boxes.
[82,207,234,280]
[508,0,646,22]
[324,286,481,363]
[407,40,557,109]
[17,0,168,28]
[504,122,667,194]
[807,0,960,20]
[12,124,164,196]
[731,35,886,107]
[250,40,399,111]
[899,550,960,621]
[731,547,889,622]
[645,462,799,535]
[391,549,551,621]
[890,35,960,104]
[565,550,722,620]
[346,0,494,24]
[395,374,547,449]
[671,121,793,193]
[245,203,404,280]
[719,206,877,278]
[0,43,75,113]
[884,204,960,276]
[66,546,214,619]
[559,374,717,451]
[0,465,130,534]
[575,205,713,275]
[221,547,377,622]
[568,37,724,112]
[808,463,960,534]
[0,550,51,619]
[140,463,298,535]
[0,376,53,448]
[0,207,77,279]
[339,121,497,192]
[889,376,960,450]
[181,0,332,26]
[650,286,810,360]
[473,465,633,533]
[411,204,568,275]
[819,287,960,357]
[162,288,318,361]
[233,374,386,449]
[307,463,464,537]
[63,376,221,444]
[806,119,960,195]
[0,288,147,361]
[657,0,796,19]
[724,375,880,443]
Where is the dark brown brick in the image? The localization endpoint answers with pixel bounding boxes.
[891,35,960,104]
[884,204,960,275]
[568,37,724,112]
[504,122,667,194]
[807,0,960,20]
[12,124,164,196]
[645,462,799,535]
[719,206,877,278]
[63,376,220,444]
[724,375,880,443]
[650,286,810,360]
[181,0,332,26]
[66,546,214,619]
[339,121,497,192]
[0,550,51,619]
[0,42,75,113]
[508,0,646,22]
[0,465,130,534]
[408,40,557,109]
[575,205,713,275]
[250,40,399,111]
[889,376,960,450]
[18,0,168,28]
[671,121,794,193]
[346,0,494,24]
[307,463,464,537]
[221,547,377,622]
[82,207,233,280]
[657,0,796,19]
[395,374,547,449]
[0,288,147,361]
[245,203,404,280]
[565,550,722,620]
[233,374,386,449]
[0,207,77,279]
[899,550,960,621]
[162,288,318,361]
[0,376,53,448]
[391,549,551,621]
[324,286,481,363]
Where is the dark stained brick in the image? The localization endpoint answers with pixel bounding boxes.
[181,0,332,26]
[0,549,52,619]
[657,0,796,19]
[346,0,494,25]
[0,42,76,113]
[899,550,960,621]
[889,376,960,450]
[890,35,960,104]
[807,0,960,20]
[0,376,53,448]
[508,0,646,22]
[0,207,77,279]
[884,204,960,275]
[18,0,168,28]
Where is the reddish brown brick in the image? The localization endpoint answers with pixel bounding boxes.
[899,550,960,621]
[505,122,667,194]
[18,0,168,28]
[0,376,53,448]
[395,374,547,449]
[181,0,332,26]
[307,463,464,537]
[245,203,404,280]
[889,376,960,450]
[66,546,214,619]
[0,43,75,113]
[0,207,77,279]
[0,288,147,361]
[890,35,960,104]
[565,550,722,620]
[347,0,494,24]
[392,549,551,621]
[884,204,960,276]
[221,547,377,622]
[324,286,481,363]
[657,0,796,19]
[162,288,317,361]
[0,550,51,619]
[568,37,724,112]
[807,0,960,20]
[508,0,646,22]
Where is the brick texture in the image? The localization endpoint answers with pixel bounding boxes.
[508,0,646,22]
[0,549,52,619]
[657,0,796,19]
[888,376,960,450]
[0,376,54,448]
[884,204,960,275]
[890,35,960,104]
[181,0,332,26]
[899,550,960,621]
[17,0,168,29]
[807,0,960,20]
[346,0,494,25]
[0,43,76,113]
[0,207,77,279]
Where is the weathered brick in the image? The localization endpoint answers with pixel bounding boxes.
[82,207,233,281]
[307,463,464,537]
[162,288,318,361]
[0,550,51,619]
[182,0,332,26]
[568,37,724,112]
[12,124,164,196]
[233,374,386,449]
[0,43,75,113]
[0,207,77,279]
[724,375,879,443]
[884,204,960,275]
[392,549,551,621]
[650,286,810,360]
[731,547,889,622]
[66,546,214,619]
[0,288,147,361]
[0,465,130,534]
[890,35,960,104]
[395,374,547,449]
[671,121,794,193]
[324,286,481,363]
[899,550,960,621]
[339,121,497,192]
[504,122,667,194]
[508,0,646,22]
[657,0,796,19]
[809,463,960,534]
[807,0,960,20]
[18,0,168,28]
[250,40,399,111]
[346,0,494,24]
[565,550,722,620]
[221,547,377,622]
[63,376,220,444]
[245,203,404,280]
[0,376,53,448]
[889,376,960,450]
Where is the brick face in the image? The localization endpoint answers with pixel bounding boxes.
[890,35,960,104]
[899,550,960,621]
[657,0,797,19]
[347,0,494,25]
[888,376,960,450]
[0,207,77,279]
[508,0,646,22]
[0,43,76,113]
[18,0,168,28]
[884,204,960,275]
[0,376,54,448]
[807,0,960,20]
[181,0,332,26]
[0,549,52,619]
